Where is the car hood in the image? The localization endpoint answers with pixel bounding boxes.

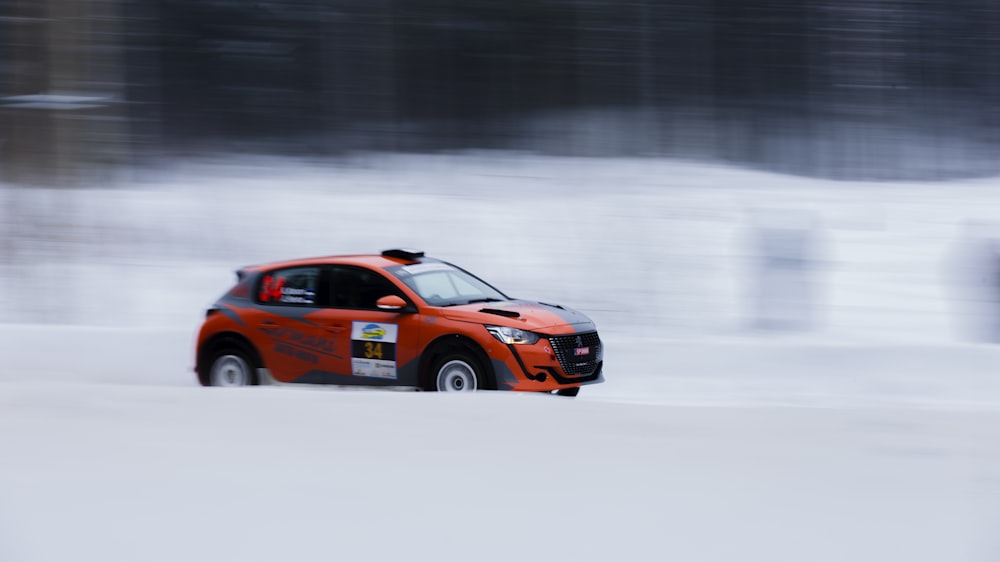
[439,300,596,332]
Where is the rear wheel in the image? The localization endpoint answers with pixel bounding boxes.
[433,354,480,392]
[208,347,256,387]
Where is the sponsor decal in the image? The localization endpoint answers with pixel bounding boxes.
[351,322,398,343]
[259,324,339,357]
[350,322,399,379]
[274,342,319,365]
[259,275,316,304]
[279,286,315,304]
[360,323,387,340]
[259,275,284,302]
[351,358,396,379]
[574,346,590,356]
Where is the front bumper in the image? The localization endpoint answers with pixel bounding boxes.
[490,336,604,391]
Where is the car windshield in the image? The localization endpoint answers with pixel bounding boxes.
[387,262,508,307]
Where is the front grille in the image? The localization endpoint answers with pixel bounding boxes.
[548,332,601,376]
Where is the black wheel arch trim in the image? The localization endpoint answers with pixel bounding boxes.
[197,332,263,385]
[420,334,496,390]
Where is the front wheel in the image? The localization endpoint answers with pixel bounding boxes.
[208,348,255,387]
[555,387,580,398]
[433,354,480,392]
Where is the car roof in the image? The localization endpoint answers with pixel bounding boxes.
[246,254,429,272]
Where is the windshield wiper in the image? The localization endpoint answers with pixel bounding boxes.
[466,297,504,304]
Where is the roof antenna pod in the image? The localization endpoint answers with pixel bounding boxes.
[381,248,425,260]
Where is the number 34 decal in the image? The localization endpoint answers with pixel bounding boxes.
[350,321,398,379]
[363,342,383,360]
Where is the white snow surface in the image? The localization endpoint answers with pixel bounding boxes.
[2,154,1000,561]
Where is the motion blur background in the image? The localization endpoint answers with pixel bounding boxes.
[4,9,1000,560]
[4,0,1000,341]
[3,0,1000,184]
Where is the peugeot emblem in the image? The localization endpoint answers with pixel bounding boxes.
[576,335,583,347]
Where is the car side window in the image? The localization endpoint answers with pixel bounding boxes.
[330,266,403,310]
[256,266,321,306]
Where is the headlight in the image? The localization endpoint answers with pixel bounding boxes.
[485,325,539,345]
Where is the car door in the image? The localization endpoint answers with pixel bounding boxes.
[304,265,423,387]
[245,265,342,383]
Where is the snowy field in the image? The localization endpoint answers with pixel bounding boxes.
[2,154,1000,561]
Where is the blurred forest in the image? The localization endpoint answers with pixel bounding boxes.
[2,0,1000,183]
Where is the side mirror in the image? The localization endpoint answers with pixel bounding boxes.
[376,295,409,311]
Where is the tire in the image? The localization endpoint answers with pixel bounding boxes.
[432,353,482,392]
[207,346,256,387]
[556,387,580,398]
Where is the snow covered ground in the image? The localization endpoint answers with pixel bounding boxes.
[2,154,1000,561]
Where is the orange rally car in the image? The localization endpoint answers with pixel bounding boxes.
[195,249,604,396]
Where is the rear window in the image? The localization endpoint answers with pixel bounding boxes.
[256,266,321,306]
